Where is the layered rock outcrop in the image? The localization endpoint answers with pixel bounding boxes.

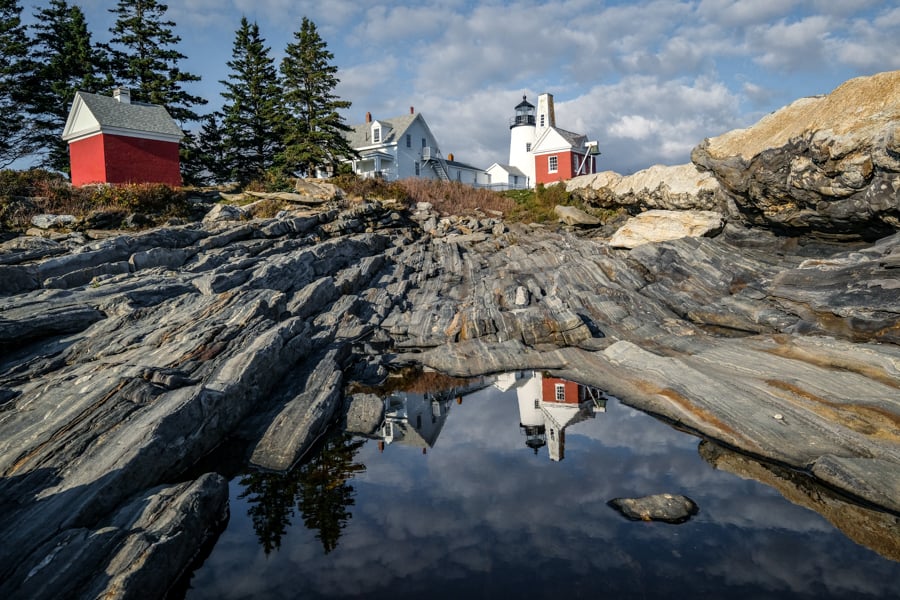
[568,71,900,240]
[692,70,900,237]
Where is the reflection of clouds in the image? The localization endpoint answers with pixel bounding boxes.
[186,381,900,599]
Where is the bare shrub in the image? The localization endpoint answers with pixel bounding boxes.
[0,169,190,230]
[396,178,516,216]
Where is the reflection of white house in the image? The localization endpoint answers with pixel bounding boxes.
[375,376,492,452]
[378,391,453,451]
[507,371,606,461]
[345,108,490,186]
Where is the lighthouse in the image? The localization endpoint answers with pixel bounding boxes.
[508,95,536,186]
[500,92,597,189]
[507,93,565,187]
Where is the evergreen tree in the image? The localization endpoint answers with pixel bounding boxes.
[26,0,110,172]
[106,0,205,123]
[0,0,34,167]
[221,17,283,185]
[181,112,229,185]
[279,16,356,177]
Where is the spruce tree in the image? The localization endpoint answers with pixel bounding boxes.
[106,0,205,123]
[279,16,355,177]
[221,17,283,185]
[182,112,229,185]
[0,0,34,167]
[27,0,110,172]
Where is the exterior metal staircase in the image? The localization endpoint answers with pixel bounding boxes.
[422,146,451,182]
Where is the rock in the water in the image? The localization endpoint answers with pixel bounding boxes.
[608,209,725,248]
[692,70,900,237]
[343,392,386,435]
[608,493,699,523]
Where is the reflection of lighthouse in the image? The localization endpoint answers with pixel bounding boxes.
[509,371,607,461]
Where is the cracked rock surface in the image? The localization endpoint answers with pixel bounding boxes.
[1,193,898,597]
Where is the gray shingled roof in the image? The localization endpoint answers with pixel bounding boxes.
[345,112,418,149]
[555,127,587,147]
[76,91,183,138]
[490,164,527,177]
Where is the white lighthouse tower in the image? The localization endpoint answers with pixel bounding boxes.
[507,93,559,188]
[508,95,536,187]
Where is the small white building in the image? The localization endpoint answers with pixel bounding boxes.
[484,163,529,191]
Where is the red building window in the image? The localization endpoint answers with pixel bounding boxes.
[548,155,558,173]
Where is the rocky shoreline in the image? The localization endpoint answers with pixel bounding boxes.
[1,71,899,598]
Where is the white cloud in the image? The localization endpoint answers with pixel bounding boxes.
[751,15,834,71]
[697,0,802,28]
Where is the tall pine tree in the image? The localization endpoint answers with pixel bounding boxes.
[221,17,283,185]
[0,0,34,167]
[106,0,205,123]
[181,112,229,185]
[279,16,355,177]
[26,0,110,172]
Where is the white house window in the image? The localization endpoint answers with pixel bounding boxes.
[540,115,545,127]
[555,383,565,401]
[406,134,411,147]
[526,143,531,152]
[373,126,381,143]
[534,399,540,409]
[548,155,558,173]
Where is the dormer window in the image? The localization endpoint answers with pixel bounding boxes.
[372,125,381,143]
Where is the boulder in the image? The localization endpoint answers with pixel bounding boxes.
[554,204,601,226]
[692,70,900,238]
[202,203,245,223]
[608,493,699,523]
[608,209,725,248]
[567,164,725,212]
[31,214,76,230]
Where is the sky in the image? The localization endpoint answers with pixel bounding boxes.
[19,0,900,174]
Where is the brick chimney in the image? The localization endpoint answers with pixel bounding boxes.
[410,106,414,114]
[365,111,372,123]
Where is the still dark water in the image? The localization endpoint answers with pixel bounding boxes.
[182,372,900,599]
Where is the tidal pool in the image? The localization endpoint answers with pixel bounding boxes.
[180,371,900,599]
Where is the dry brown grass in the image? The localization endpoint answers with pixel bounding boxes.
[0,169,190,230]
[397,178,516,216]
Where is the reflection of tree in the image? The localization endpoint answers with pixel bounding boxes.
[238,470,299,554]
[297,433,367,554]
[238,433,366,555]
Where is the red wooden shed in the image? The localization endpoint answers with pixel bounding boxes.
[62,88,184,187]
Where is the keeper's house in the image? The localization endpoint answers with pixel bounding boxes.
[62,88,183,186]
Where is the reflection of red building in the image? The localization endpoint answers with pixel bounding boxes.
[505,371,606,462]
[542,378,582,405]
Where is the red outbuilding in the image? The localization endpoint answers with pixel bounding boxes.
[62,88,184,187]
